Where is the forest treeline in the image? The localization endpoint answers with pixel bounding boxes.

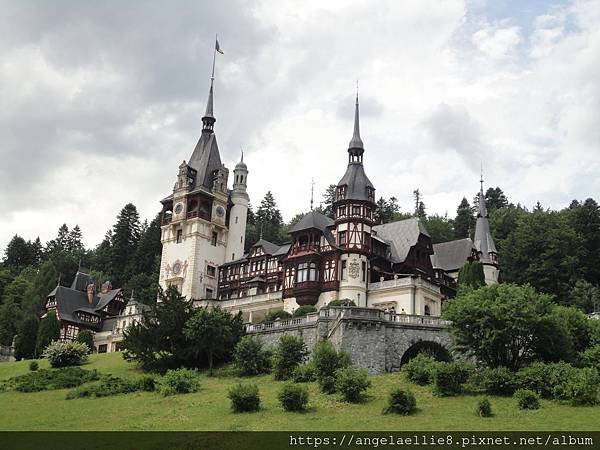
[1,186,599,346]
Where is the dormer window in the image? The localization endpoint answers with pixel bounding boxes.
[366,187,375,201]
[337,186,347,200]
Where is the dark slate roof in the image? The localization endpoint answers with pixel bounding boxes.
[125,300,151,312]
[289,210,334,233]
[474,188,497,262]
[431,238,474,272]
[100,317,117,332]
[188,132,223,191]
[70,271,92,291]
[372,218,430,263]
[273,243,291,256]
[337,163,374,202]
[252,239,281,255]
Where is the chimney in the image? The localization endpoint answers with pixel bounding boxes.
[86,283,95,304]
[101,281,112,294]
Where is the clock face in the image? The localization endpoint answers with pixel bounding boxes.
[216,205,225,217]
[174,203,183,214]
[172,262,182,275]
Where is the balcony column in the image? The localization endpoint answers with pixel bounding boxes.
[248,310,254,324]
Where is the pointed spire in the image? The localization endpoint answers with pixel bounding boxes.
[477,167,488,218]
[205,80,214,118]
[348,89,364,151]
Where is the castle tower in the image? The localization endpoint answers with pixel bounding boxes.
[474,174,499,284]
[333,93,376,307]
[225,153,249,262]
[158,76,232,301]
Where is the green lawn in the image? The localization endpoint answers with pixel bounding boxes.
[0,353,598,431]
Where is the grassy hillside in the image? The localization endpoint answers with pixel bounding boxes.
[0,353,598,431]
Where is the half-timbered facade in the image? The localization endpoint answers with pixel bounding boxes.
[44,270,126,341]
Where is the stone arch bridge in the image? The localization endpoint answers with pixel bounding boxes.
[246,307,452,374]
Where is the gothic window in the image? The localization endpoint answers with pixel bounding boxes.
[341,260,347,280]
[338,231,347,245]
[211,231,218,246]
[176,229,183,243]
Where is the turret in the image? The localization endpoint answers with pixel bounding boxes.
[226,152,249,262]
[474,174,499,284]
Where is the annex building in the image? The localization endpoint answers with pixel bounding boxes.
[158,77,499,323]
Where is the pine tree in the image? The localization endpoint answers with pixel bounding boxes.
[14,315,39,360]
[256,191,284,244]
[423,214,455,244]
[3,235,36,270]
[131,213,162,275]
[36,311,61,356]
[23,261,58,314]
[569,198,600,284]
[110,203,141,286]
[319,184,337,218]
[485,187,509,211]
[76,330,95,352]
[413,189,426,219]
[31,237,44,265]
[0,299,20,346]
[46,224,70,256]
[455,198,475,239]
[457,260,485,289]
[67,225,84,254]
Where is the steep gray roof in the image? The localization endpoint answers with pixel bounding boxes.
[273,244,291,256]
[373,218,430,263]
[474,187,497,262]
[70,270,92,291]
[188,132,222,190]
[337,163,374,201]
[252,239,281,255]
[431,238,474,272]
[289,210,334,233]
[348,94,364,150]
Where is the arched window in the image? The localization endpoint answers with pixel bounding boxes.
[424,305,431,316]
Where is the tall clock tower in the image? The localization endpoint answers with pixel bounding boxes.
[333,94,376,307]
[158,78,248,301]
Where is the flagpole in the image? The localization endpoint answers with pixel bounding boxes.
[211,33,217,81]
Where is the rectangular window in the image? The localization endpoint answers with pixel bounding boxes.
[98,344,108,353]
[362,261,366,282]
[211,231,218,246]
[341,260,347,280]
[338,231,347,245]
[352,205,361,216]
[176,229,183,243]
[206,287,214,299]
[206,265,216,277]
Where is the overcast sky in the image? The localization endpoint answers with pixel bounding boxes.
[1,0,599,252]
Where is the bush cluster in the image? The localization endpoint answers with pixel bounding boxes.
[28,361,39,372]
[433,362,472,397]
[66,375,154,399]
[233,336,272,376]
[228,383,261,412]
[476,398,493,417]
[335,367,371,403]
[278,383,309,412]
[477,367,515,396]
[579,344,600,371]
[272,335,308,381]
[402,354,438,385]
[319,376,336,395]
[293,305,318,317]
[383,389,416,415]
[514,389,541,410]
[12,367,99,392]
[310,340,351,393]
[42,341,90,368]
[159,369,200,396]
[292,363,317,383]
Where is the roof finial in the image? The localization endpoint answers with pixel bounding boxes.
[240,147,244,162]
[203,36,222,132]
[348,82,364,151]
[480,161,484,192]
[310,178,315,211]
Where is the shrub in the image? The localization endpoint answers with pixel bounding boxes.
[319,375,336,394]
[476,398,493,417]
[233,336,272,376]
[159,368,200,396]
[580,345,600,371]
[272,335,308,380]
[516,362,575,398]
[293,305,317,317]
[292,363,317,383]
[514,389,540,410]
[138,376,156,392]
[433,362,472,396]
[75,330,95,352]
[383,389,416,415]
[335,367,371,403]
[403,353,438,385]
[42,341,90,368]
[228,383,261,412]
[478,367,515,396]
[327,299,356,307]
[28,361,39,372]
[554,367,600,406]
[12,367,99,392]
[66,376,140,399]
[312,340,350,383]
[278,383,309,412]
[263,310,292,322]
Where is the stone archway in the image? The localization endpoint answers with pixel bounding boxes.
[400,340,451,365]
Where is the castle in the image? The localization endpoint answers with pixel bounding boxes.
[158,78,499,322]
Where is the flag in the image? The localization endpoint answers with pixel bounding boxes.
[215,39,224,55]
